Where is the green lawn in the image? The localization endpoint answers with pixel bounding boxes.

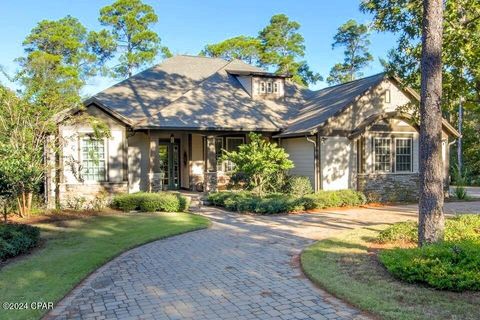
[301,226,480,320]
[0,212,209,320]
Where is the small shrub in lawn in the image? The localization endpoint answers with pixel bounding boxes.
[0,223,40,260]
[283,176,313,197]
[112,192,189,212]
[379,240,480,291]
[377,214,480,244]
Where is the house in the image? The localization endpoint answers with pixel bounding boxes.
[46,55,459,208]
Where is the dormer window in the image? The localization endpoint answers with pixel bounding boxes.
[267,82,272,93]
[260,82,266,93]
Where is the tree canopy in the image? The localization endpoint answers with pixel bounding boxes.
[327,19,373,84]
[201,14,321,86]
[98,0,166,78]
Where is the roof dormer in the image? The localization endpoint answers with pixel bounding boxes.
[226,70,289,100]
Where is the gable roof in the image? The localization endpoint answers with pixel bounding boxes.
[88,55,310,131]
[276,73,386,137]
[81,56,458,138]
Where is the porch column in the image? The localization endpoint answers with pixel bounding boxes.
[204,135,218,192]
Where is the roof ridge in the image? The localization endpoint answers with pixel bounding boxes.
[133,59,235,127]
[315,72,386,92]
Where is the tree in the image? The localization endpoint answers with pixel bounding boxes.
[258,14,322,86]
[327,20,373,84]
[98,0,167,78]
[200,36,262,64]
[222,133,294,196]
[418,0,445,245]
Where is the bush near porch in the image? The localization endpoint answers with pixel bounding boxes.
[0,223,40,260]
[208,189,367,214]
[112,192,190,212]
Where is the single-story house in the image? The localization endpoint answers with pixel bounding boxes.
[45,55,459,208]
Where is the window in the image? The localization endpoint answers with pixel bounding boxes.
[267,82,272,93]
[273,82,278,93]
[225,137,244,172]
[215,137,224,172]
[385,89,391,103]
[395,138,412,172]
[260,82,266,93]
[81,138,106,181]
[374,138,391,172]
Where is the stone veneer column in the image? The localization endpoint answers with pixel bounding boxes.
[204,135,218,192]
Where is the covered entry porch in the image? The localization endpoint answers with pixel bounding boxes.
[127,130,249,193]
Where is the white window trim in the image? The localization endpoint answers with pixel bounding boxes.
[394,137,413,173]
[260,81,266,93]
[267,82,272,93]
[79,135,108,183]
[273,82,278,93]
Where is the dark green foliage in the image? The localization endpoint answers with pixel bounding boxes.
[111,192,189,212]
[283,176,313,197]
[301,190,367,210]
[208,189,367,214]
[0,223,40,260]
[377,214,480,244]
[379,240,480,291]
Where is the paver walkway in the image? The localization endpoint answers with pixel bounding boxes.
[46,201,480,320]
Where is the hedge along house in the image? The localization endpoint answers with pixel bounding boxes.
[46,55,459,208]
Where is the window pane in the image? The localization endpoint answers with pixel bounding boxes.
[226,137,244,172]
[81,138,106,181]
[395,139,412,172]
[215,137,223,171]
[374,138,391,172]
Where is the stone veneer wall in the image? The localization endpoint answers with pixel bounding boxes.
[357,173,419,202]
[59,182,128,208]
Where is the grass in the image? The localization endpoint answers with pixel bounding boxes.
[0,212,209,320]
[301,226,480,320]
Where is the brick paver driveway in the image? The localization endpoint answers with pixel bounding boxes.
[47,201,480,320]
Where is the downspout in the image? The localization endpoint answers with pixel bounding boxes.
[305,134,320,192]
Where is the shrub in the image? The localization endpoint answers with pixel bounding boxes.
[379,240,480,291]
[0,223,40,260]
[377,215,480,244]
[283,176,313,197]
[208,189,367,214]
[302,190,367,210]
[111,192,189,212]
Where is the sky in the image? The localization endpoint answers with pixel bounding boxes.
[0,0,399,96]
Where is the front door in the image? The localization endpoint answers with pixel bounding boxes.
[158,141,180,190]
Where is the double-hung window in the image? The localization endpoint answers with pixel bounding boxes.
[373,136,413,173]
[374,138,391,172]
[395,138,412,172]
[225,137,244,172]
[81,138,106,181]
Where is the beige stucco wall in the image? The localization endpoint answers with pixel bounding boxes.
[281,137,315,187]
[321,136,356,190]
[327,79,413,131]
[190,133,205,190]
[127,132,149,193]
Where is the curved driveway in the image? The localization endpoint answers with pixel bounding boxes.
[47,201,480,320]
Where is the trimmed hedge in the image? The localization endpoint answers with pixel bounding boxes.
[112,192,190,212]
[208,189,367,214]
[379,240,480,291]
[377,214,480,244]
[0,223,40,261]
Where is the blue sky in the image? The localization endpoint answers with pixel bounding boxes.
[0,0,398,95]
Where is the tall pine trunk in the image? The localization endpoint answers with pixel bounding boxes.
[418,0,445,246]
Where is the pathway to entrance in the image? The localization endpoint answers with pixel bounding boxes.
[46,201,480,320]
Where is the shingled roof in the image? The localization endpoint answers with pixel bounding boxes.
[84,56,394,134]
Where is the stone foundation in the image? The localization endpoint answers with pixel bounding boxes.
[357,173,419,202]
[204,172,218,192]
[58,182,128,209]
